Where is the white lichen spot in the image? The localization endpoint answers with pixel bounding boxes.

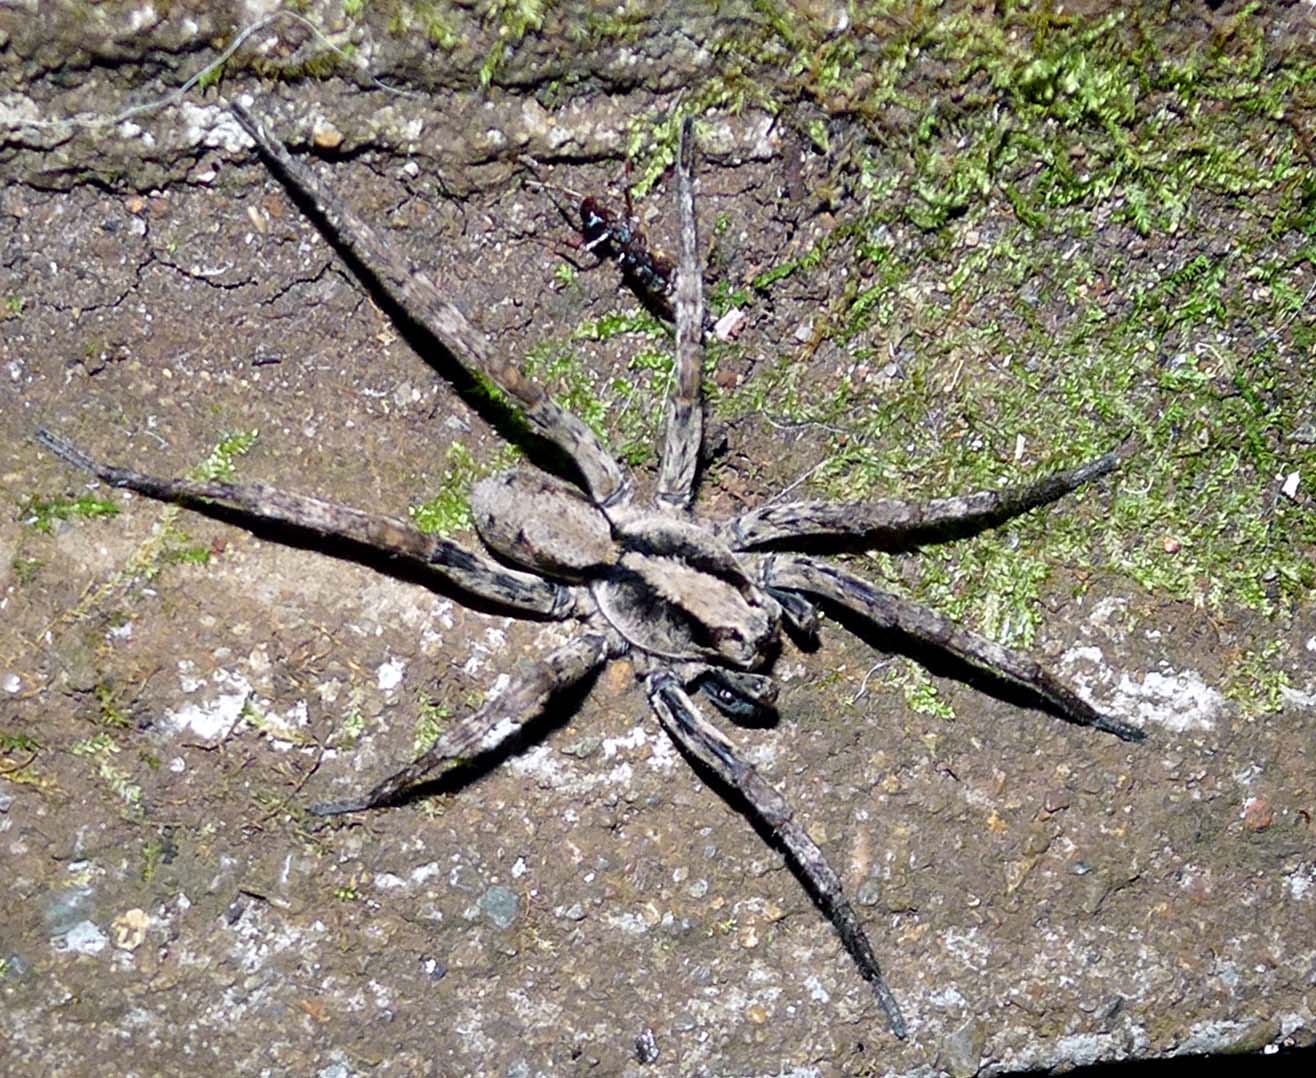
[374,872,406,890]
[601,724,649,758]
[2,673,20,694]
[179,100,250,154]
[54,920,108,955]
[803,975,831,1004]
[647,732,679,772]
[604,910,651,936]
[1280,683,1316,710]
[1285,865,1314,901]
[164,669,251,741]
[926,985,969,1009]
[376,656,405,693]
[1061,646,1221,732]
[411,862,443,885]
[176,660,203,694]
[127,5,156,32]
[1085,596,1129,629]
[940,926,992,968]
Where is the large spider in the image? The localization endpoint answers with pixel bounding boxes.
[38,102,1144,1039]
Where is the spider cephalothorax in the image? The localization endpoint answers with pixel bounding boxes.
[38,102,1144,1040]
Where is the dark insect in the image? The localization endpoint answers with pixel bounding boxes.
[38,103,1144,1040]
[579,194,675,318]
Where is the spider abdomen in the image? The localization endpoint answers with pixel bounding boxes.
[471,469,617,581]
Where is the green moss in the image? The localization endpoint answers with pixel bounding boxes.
[900,664,957,720]
[192,430,258,482]
[1224,640,1293,716]
[699,4,1315,633]
[478,0,546,86]
[140,836,165,884]
[409,443,484,536]
[0,731,40,755]
[333,710,367,749]
[414,695,450,756]
[522,327,672,467]
[386,1,460,48]
[11,557,42,585]
[19,492,119,533]
[94,683,132,729]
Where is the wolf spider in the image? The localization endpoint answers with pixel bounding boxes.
[39,102,1144,1039]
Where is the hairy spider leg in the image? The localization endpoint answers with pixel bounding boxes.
[35,429,572,618]
[229,103,631,508]
[312,633,611,816]
[647,673,909,1039]
[722,444,1131,549]
[764,555,1145,742]
[656,116,705,511]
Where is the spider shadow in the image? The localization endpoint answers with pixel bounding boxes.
[760,515,1073,561]
[268,149,592,491]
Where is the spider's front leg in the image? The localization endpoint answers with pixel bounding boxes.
[313,633,610,816]
[655,116,704,511]
[647,672,909,1039]
[764,555,1144,741]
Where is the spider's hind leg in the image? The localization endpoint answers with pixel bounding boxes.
[312,633,610,816]
[647,673,909,1039]
[36,428,573,619]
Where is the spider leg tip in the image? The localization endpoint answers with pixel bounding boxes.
[877,993,909,1039]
